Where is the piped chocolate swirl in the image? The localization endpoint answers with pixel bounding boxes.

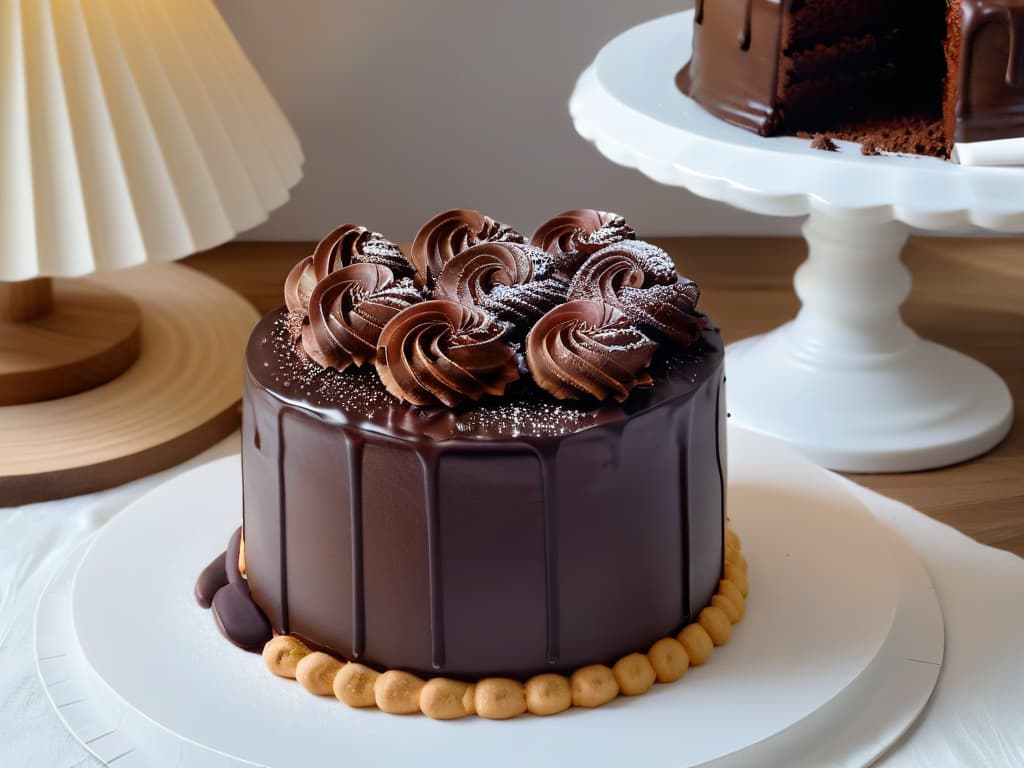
[375,300,520,407]
[279,208,709,406]
[410,209,525,288]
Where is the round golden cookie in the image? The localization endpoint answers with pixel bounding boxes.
[475,678,527,720]
[375,670,424,714]
[712,594,742,624]
[724,563,749,596]
[571,665,619,708]
[420,678,474,720]
[647,637,689,683]
[295,652,343,696]
[333,662,380,708]
[677,623,714,666]
[726,529,741,551]
[718,579,745,620]
[724,547,748,570]
[525,674,572,716]
[699,606,733,646]
[613,653,657,696]
[262,635,310,679]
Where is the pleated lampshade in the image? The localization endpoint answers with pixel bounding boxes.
[0,0,302,502]
[0,0,303,280]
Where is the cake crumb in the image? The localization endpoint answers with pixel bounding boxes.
[810,133,839,152]
[861,141,882,156]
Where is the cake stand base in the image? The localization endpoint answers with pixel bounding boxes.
[0,263,259,505]
[727,208,1013,472]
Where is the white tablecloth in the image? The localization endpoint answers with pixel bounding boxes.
[1,434,1021,767]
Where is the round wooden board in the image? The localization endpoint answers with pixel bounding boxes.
[0,280,142,406]
[0,263,259,506]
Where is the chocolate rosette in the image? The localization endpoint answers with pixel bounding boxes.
[531,209,636,277]
[284,255,318,315]
[619,282,707,346]
[285,225,411,313]
[433,241,567,332]
[566,241,678,305]
[375,299,520,407]
[480,280,569,331]
[525,300,658,403]
[410,209,525,288]
[312,224,412,280]
[303,264,421,370]
[434,241,534,304]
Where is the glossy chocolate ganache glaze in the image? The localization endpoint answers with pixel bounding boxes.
[197,209,726,681]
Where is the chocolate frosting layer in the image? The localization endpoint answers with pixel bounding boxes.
[283,209,706,406]
[526,300,657,403]
[237,309,726,678]
[302,265,421,370]
[375,300,520,407]
[410,209,525,288]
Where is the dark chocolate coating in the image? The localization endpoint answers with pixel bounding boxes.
[239,309,726,680]
[196,526,274,652]
[684,0,1024,147]
[195,553,229,609]
[212,581,273,653]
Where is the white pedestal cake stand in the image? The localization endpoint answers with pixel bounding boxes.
[570,11,1018,472]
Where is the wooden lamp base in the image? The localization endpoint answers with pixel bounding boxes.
[0,263,259,506]
[0,278,142,406]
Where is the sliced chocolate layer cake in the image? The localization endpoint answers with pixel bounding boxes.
[682,0,1024,159]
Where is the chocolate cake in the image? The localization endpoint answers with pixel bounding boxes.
[681,0,1024,158]
[196,209,746,718]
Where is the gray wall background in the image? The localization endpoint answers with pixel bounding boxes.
[217,0,797,241]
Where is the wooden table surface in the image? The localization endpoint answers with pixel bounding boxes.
[186,236,1024,557]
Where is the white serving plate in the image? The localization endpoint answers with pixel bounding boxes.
[36,427,942,767]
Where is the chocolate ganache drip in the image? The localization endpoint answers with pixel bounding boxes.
[525,300,657,403]
[303,264,421,370]
[531,209,636,278]
[375,299,520,407]
[410,209,525,288]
